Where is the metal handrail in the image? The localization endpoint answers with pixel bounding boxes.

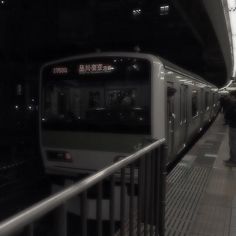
[0,138,165,236]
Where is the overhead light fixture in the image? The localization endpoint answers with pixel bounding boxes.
[219,90,229,94]
[219,79,233,90]
[227,87,236,90]
[185,80,194,85]
[197,83,205,88]
[224,0,236,77]
[132,8,142,17]
[160,4,170,16]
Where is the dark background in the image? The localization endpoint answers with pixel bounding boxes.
[0,0,227,157]
[0,0,227,83]
[0,0,227,160]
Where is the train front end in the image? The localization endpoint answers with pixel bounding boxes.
[40,53,165,176]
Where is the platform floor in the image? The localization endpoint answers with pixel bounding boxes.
[166,114,236,236]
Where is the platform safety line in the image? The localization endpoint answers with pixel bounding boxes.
[165,168,202,229]
[165,166,212,236]
[165,166,195,218]
[174,169,209,234]
[165,166,187,203]
[166,168,209,229]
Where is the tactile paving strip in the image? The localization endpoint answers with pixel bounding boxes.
[165,164,213,236]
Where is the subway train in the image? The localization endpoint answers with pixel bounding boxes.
[39,52,220,176]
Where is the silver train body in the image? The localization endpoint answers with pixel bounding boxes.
[39,52,219,176]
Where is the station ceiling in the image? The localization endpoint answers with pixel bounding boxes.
[0,0,229,87]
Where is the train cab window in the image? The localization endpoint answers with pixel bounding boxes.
[41,57,151,134]
[192,90,198,117]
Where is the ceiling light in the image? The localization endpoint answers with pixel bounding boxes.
[219,79,233,90]
[226,87,236,90]
[160,4,170,16]
[132,8,142,17]
[226,0,236,76]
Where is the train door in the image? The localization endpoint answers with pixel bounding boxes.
[181,85,188,145]
[200,88,204,128]
[209,92,214,120]
[167,84,176,159]
[212,93,216,116]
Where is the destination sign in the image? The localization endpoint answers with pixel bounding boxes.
[78,64,115,74]
[52,67,69,75]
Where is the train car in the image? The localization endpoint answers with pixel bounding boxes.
[163,65,219,160]
[39,52,219,176]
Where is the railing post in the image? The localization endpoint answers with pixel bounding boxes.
[97,182,103,236]
[144,154,151,236]
[154,148,160,236]
[110,175,115,236]
[80,191,88,236]
[149,151,155,236]
[137,158,145,236]
[54,204,67,236]
[129,163,135,236]
[24,223,34,236]
[120,168,126,236]
[159,144,167,236]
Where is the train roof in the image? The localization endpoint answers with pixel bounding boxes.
[41,51,217,89]
[159,57,217,88]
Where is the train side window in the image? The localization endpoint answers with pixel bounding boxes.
[205,92,209,110]
[179,87,182,124]
[167,87,176,97]
[167,86,176,120]
[192,90,198,117]
[181,84,187,123]
[213,93,216,107]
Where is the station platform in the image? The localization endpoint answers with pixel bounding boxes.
[166,114,236,236]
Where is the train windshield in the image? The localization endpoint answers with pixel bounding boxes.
[41,57,151,134]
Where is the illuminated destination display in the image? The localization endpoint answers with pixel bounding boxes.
[52,67,69,75]
[78,64,115,74]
